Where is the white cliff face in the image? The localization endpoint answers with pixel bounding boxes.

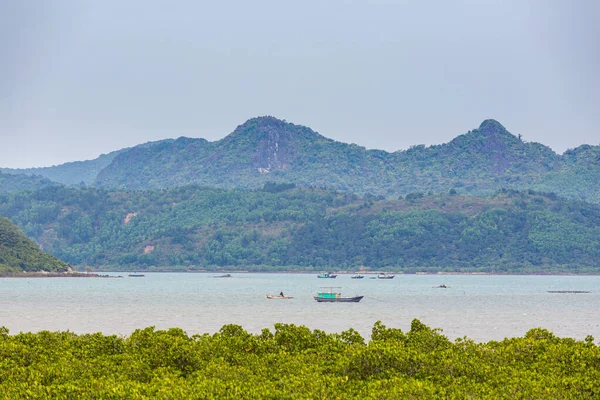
[254,128,291,173]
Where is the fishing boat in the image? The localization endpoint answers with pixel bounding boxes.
[314,287,363,302]
[377,273,395,279]
[266,294,294,299]
[214,273,232,278]
[317,272,337,278]
[128,273,145,277]
[351,274,364,279]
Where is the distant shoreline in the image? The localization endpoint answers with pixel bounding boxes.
[89,270,600,276]
[5,269,600,278]
[0,272,121,278]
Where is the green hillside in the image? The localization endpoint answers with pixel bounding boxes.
[1,185,599,272]
[534,144,600,202]
[92,117,600,203]
[0,217,67,275]
[0,172,61,194]
[2,118,598,202]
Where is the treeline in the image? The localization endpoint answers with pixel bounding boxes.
[1,321,599,398]
[0,186,599,272]
[0,172,59,194]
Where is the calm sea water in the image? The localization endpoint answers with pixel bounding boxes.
[1,273,600,342]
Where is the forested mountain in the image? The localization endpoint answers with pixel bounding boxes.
[1,185,598,272]
[534,144,600,201]
[93,117,599,202]
[0,172,61,194]
[0,149,124,186]
[2,117,598,202]
[0,217,67,274]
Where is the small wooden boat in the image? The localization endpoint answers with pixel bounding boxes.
[266,294,294,299]
[314,287,363,302]
[214,273,232,278]
[317,272,337,278]
[128,273,145,277]
[351,274,364,279]
[377,273,395,279]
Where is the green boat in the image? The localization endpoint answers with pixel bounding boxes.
[317,272,337,278]
[314,287,363,303]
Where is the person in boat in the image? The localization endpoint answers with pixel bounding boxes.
[280,291,284,297]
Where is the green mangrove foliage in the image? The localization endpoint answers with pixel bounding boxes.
[0,321,599,398]
[0,186,599,272]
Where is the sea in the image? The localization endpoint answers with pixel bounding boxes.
[2,273,600,342]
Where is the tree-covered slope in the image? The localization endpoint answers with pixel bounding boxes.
[0,217,67,274]
[2,117,597,201]
[0,149,124,186]
[1,185,598,272]
[93,117,600,202]
[0,172,61,194]
[533,144,600,202]
[400,119,563,191]
[95,117,392,193]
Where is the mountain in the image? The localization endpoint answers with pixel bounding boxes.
[0,149,125,186]
[0,171,61,194]
[0,217,67,275]
[1,185,599,272]
[94,116,390,192]
[92,117,599,202]
[533,144,600,201]
[2,117,598,202]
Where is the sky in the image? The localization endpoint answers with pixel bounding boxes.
[1,0,598,168]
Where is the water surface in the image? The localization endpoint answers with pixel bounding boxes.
[2,273,599,342]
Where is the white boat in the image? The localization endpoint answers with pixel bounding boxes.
[266,294,294,299]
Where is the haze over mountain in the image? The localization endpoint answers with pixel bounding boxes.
[2,117,599,202]
[0,150,123,186]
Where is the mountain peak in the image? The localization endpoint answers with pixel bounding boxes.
[478,119,507,135]
[235,116,288,132]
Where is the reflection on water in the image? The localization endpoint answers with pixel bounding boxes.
[1,273,600,342]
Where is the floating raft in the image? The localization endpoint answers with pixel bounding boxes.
[547,290,590,294]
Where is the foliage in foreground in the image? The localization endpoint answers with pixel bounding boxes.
[1,320,599,399]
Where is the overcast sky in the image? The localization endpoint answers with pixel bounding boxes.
[1,0,598,168]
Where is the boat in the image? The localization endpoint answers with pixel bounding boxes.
[314,287,363,302]
[377,273,395,279]
[266,294,294,299]
[214,273,232,278]
[128,273,145,277]
[317,272,337,278]
[351,274,364,279]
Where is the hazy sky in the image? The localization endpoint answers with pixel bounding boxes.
[1,0,598,168]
